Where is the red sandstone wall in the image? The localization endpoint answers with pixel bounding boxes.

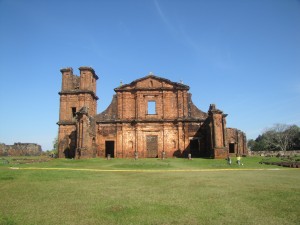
[96,76,205,158]
[58,70,247,159]
[58,67,98,158]
[226,128,247,155]
[97,122,200,158]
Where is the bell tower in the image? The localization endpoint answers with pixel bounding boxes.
[57,66,98,158]
[78,66,98,116]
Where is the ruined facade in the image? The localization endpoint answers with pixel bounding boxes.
[57,67,247,159]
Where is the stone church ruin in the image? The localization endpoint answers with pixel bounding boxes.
[57,67,247,159]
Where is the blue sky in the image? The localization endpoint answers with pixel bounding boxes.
[0,0,299,150]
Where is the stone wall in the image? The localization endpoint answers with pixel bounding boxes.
[0,143,42,156]
[248,150,300,157]
[96,75,206,158]
[226,128,247,156]
[57,67,99,158]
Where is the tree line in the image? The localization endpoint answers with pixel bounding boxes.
[248,124,300,151]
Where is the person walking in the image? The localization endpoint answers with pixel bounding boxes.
[237,155,241,165]
[227,155,232,165]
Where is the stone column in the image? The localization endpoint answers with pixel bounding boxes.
[208,104,227,159]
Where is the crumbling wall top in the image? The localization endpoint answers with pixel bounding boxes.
[60,67,73,74]
[79,66,99,80]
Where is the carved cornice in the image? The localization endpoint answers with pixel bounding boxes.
[58,90,99,100]
[57,121,76,126]
[114,87,189,92]
[96,118,205,124]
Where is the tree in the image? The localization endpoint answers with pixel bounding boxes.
[247,139,256,150]
[263,124,299,151]
[290,125,300,150]
[52,136,58,154]
[247,136,269,151]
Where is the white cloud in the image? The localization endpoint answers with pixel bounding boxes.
[153,0,173,31]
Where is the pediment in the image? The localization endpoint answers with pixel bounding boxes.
[114,74,189,91]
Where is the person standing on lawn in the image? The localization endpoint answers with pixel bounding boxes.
[237,155,241,165]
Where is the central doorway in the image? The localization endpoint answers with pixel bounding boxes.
[189,138,200,157]
[229,143,235,153]
[105,141,115,158]
[146,135,158,158]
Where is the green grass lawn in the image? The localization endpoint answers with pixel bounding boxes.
[0,157,299,225]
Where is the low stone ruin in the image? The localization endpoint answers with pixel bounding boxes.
[0,142,42,156]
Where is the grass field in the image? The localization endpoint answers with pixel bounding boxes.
[0,157,299,225]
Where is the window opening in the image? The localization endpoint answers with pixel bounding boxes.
[72,107,77,118]
[147,101,156,114]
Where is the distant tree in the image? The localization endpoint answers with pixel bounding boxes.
[248,135,269,151]
[247,139,255,150]
[290,125,300,150]
[52,136,58,154]
[263,124,299,151]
